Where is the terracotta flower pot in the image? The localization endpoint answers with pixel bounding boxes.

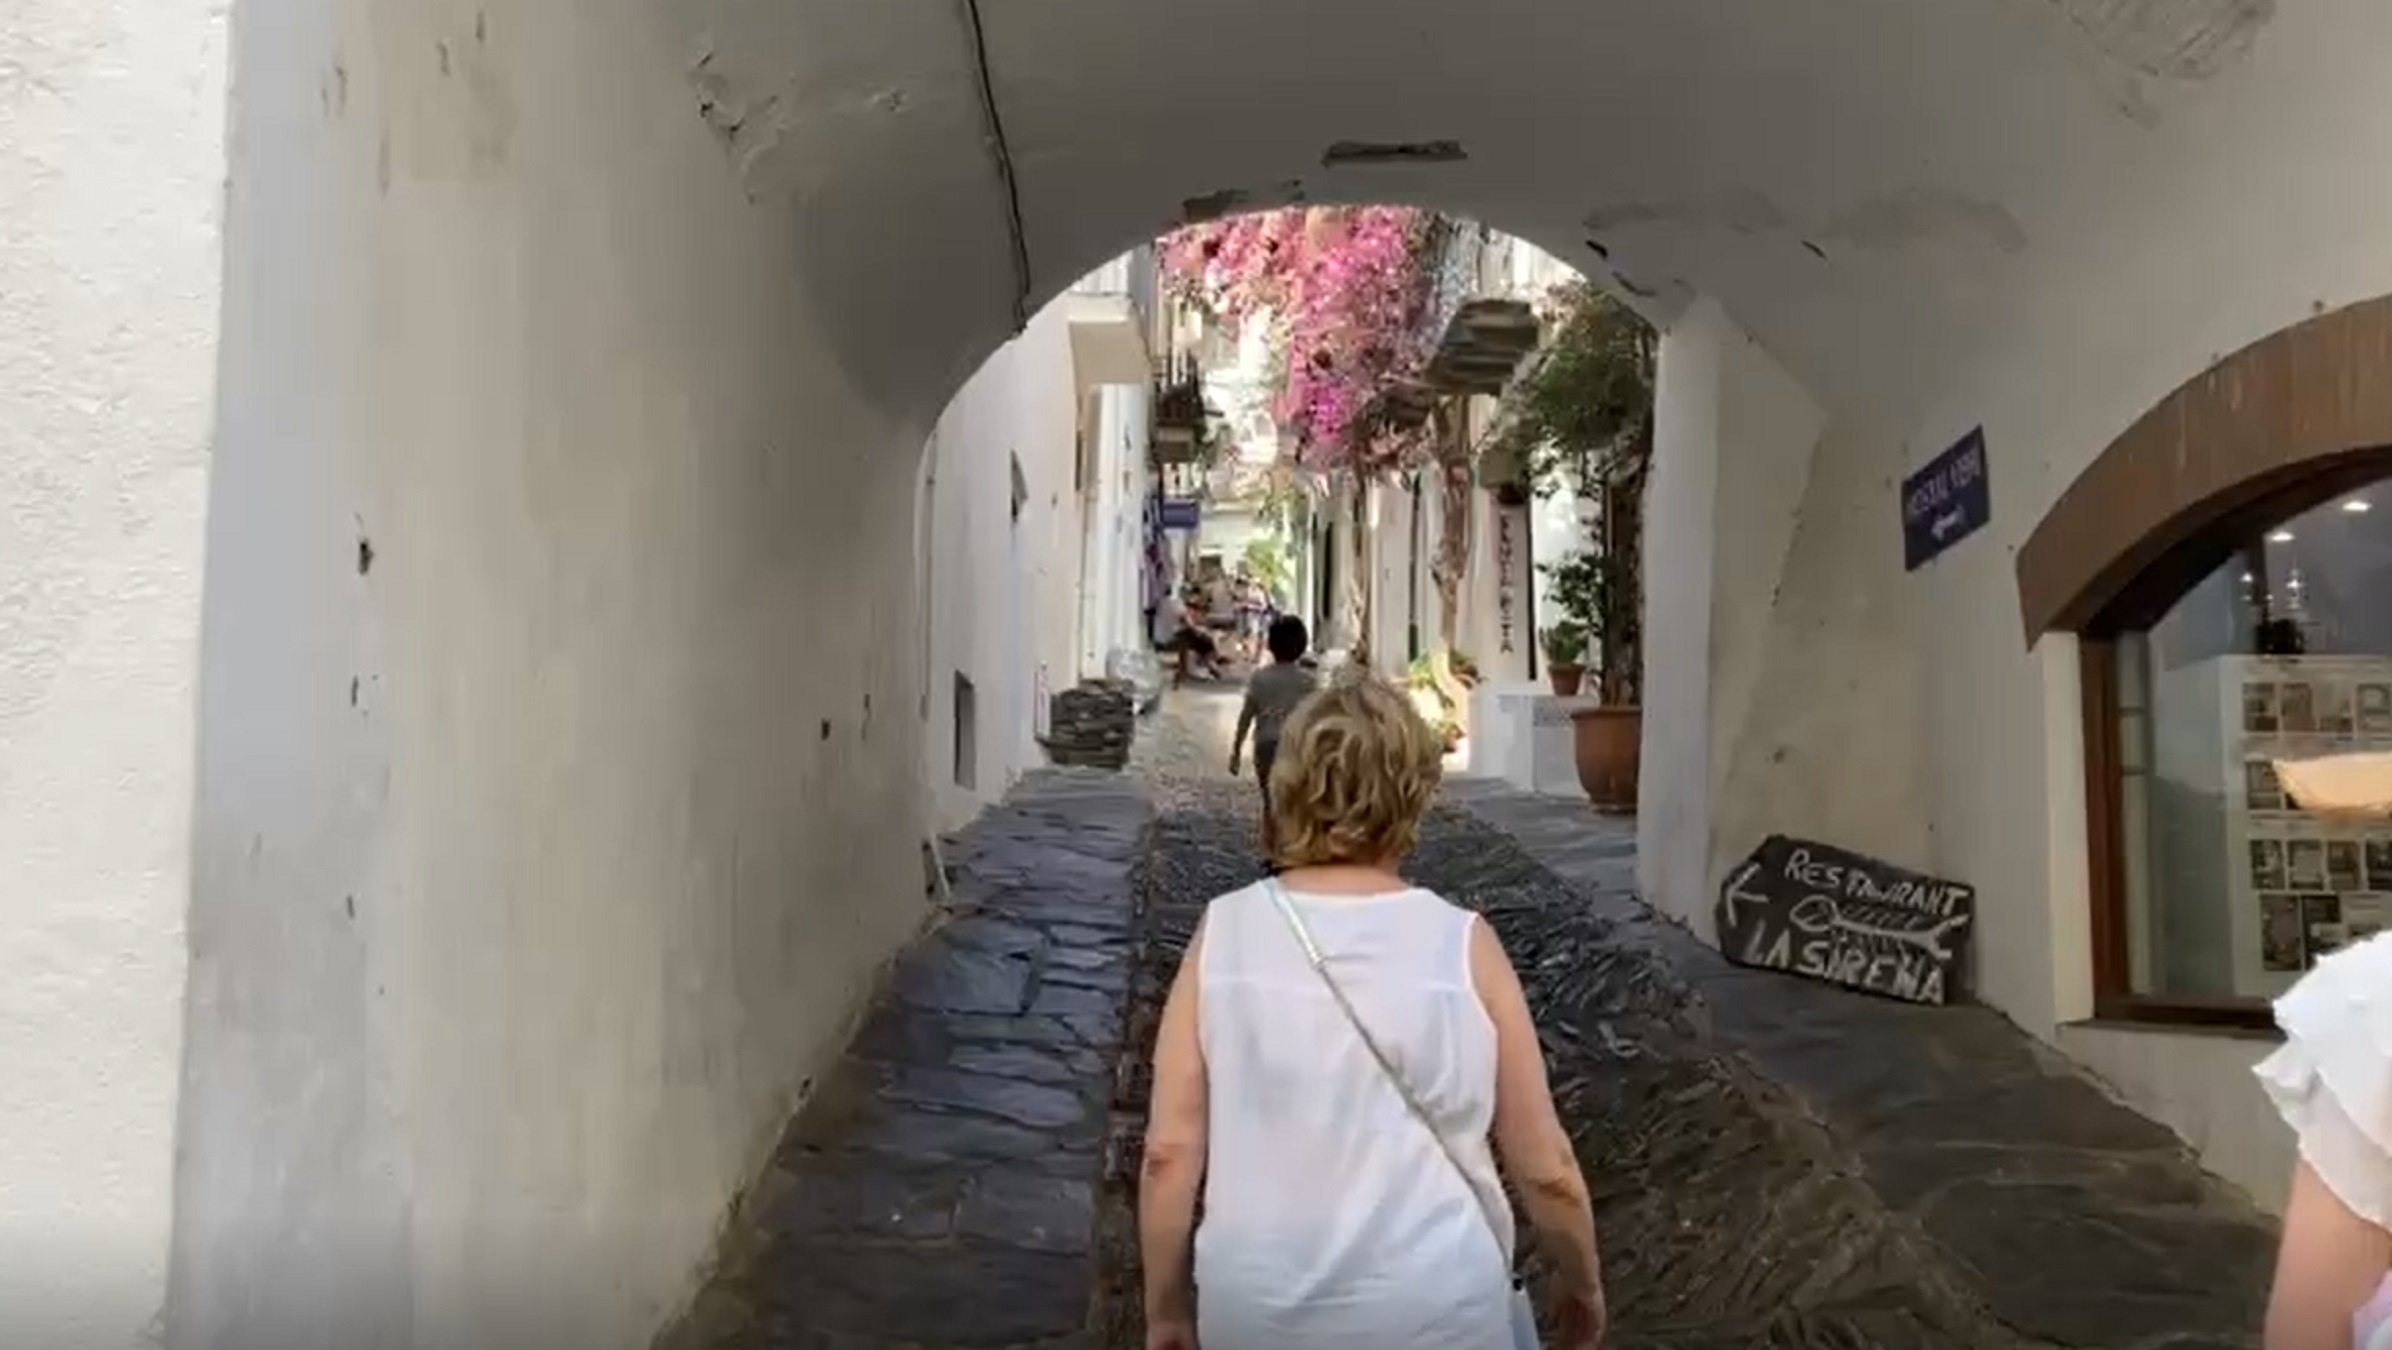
[1569,704,1641,814]
[1547,663,1586,698]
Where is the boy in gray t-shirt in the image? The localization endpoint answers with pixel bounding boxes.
[1230,616,1319,856]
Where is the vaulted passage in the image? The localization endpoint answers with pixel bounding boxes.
[10,1,2392,1346]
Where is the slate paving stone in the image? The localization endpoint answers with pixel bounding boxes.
[939,913,1049,955]
[957,1174,1099,1254]
[1922,1181,2273,1346]
[756,1241,1094,1345]
[828,1101,1089,1168]
[1860,1140,2214,1213]
[1026,981,1124,1022]
[664,770,1147,1350]
[1043,963,1132,996]
[933,1011,1095,1048]
[758,1170,960,1242]
[889,940,1032,1015]
[881,1065,1092,1131]
[946,1042,1096,1087]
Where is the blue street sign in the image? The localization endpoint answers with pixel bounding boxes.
[1159,497,1202,530]
[1902,427,1991,572]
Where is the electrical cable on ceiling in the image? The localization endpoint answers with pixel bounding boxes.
[958,0,1032,331]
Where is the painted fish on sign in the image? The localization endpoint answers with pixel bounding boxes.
[1902,427,1991,571]
[1715,835,1975,1005]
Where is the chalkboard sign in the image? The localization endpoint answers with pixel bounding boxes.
[1716,836,1975,1005]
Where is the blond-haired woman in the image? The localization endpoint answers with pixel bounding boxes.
[1138,671,1608,1350]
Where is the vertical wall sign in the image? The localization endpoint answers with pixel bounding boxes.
[1902,427,1991,571]
[1495,507,1521,655]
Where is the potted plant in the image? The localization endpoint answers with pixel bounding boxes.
[1539,546,1604,693]
[1540,619,1588,697]
[1505,281,1655,815]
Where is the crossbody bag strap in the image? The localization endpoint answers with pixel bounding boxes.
[1264,880,1514,1261]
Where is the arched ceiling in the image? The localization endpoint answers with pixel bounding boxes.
[680,0,2315,436]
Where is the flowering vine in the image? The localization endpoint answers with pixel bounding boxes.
[1160,206,1442,471]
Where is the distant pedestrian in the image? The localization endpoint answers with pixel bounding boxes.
[1141,671,1609,1350]
[1228,615,1318,860]
[1165,588,1225,685]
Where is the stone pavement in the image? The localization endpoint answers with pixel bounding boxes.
[662,771,1147,1350]
[1447,779,2279,1349]
[1098,688,2277,1349]
[669,687,2279,1349]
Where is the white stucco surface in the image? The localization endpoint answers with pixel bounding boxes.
[41,0,2392,1341]
[170,6,944,1346]
[0,3,224,1345]
[1638,302,1727,933]
[920,302,1085,831]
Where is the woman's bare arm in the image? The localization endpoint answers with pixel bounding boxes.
[2266,1159,2391,1349]
[1470,919,1604,1300]
[1139,926,1211,1330]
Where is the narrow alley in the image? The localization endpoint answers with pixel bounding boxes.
[666,690,2275,1350]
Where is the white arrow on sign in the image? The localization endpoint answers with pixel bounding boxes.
[1930,509,1965,541]
[1722,862,1768,924]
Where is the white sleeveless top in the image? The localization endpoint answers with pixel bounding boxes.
[2255,931,2392,1349]
[1193,882,1516,1350]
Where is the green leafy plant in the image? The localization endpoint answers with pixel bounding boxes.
[1540,547,1640,701]
[1498,280,1656,499]
[1240,534,1292,604]
[1540,618,1588,668]
[1404,655,1466,747]
[1503,279,1655,705]
[1541,549,1605,636]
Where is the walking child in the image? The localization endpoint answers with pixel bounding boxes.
[1229,615,1320,860]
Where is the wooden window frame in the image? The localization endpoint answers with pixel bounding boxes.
[2078,465,2392,1031]
[2018,296,2392,1033]
[2077,636,2279,1028]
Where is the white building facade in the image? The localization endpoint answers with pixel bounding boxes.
[919,253,1160,830]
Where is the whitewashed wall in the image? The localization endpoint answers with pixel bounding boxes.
[1639,302,1928,950]
[920,305,1080,832]
[1078,380,1155,681]
[169,6,943,1346]
[0,3,223,1345]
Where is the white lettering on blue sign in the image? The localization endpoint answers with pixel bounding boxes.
[1902,428,1991,571]
[1905,439,1983,526]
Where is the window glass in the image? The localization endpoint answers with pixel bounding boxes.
[2117,476,2392,1002]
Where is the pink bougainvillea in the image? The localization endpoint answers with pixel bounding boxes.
[1162,206,1439,471]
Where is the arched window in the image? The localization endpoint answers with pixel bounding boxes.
[2085,470,2392,1016]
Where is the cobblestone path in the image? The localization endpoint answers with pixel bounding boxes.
[670,688,2277,1349]
[663,773,1147,1350]
[1100,690,2277,1350]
